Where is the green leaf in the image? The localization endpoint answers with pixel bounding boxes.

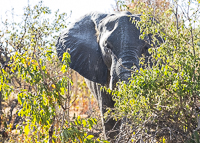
[194,131,199,143]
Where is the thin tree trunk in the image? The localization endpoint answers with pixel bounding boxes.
[48,116,55,143]
[0,91,2,126]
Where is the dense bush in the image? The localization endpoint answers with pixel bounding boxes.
[0,1,105,142]
[109,0,200,142]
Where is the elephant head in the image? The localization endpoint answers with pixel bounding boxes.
[57,11,150,87]
[56,11,152,140]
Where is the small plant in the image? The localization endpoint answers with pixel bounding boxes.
[61,116,109,143]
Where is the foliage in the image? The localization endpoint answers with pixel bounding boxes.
[62,116,108,143]
[117,0,170,16]
[0,69,13,100]
[0,1,103,143]
[109,0,200,142]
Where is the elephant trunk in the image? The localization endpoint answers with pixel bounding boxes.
[109,50,139,89]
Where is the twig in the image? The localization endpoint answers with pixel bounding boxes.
[48,116,55,143]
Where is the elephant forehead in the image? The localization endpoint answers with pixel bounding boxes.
[99,15,142,42]
[100,13,140,29]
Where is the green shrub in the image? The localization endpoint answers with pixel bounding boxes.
[110,0,200,142]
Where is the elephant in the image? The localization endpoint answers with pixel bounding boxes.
[56,11,154,140]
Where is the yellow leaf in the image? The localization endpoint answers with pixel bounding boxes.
[165,8,173,14]
[78,136,82,143]
[163,137,166,143]
[24,124,29,135]
[33,61,38,66]
[52,84,56,89]
[61,65,66,73]
[60,87,65,94]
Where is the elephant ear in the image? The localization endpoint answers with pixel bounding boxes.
[56,13,108,85]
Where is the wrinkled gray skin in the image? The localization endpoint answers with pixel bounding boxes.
[56,11,152,140]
